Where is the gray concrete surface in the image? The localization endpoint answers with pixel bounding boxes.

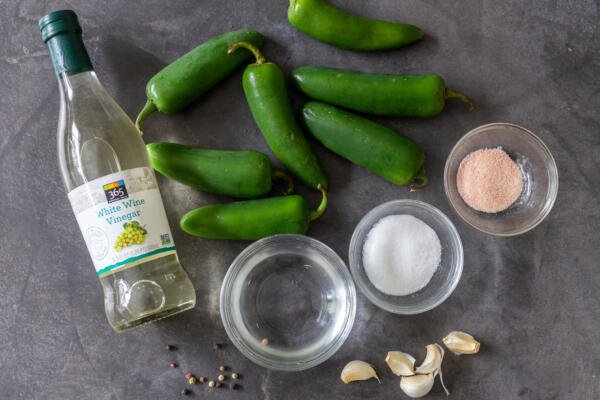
[1,0,599,399]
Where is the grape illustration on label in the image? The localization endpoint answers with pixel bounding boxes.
[114,220,148,251]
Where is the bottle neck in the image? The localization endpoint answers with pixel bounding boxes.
[58,70,101,101]
[46,30,93,76]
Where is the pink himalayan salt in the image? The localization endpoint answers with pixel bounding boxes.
[456,147,523,213]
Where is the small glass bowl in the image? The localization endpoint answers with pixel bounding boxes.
[220,234,356,371]
[349,200,463,315]
[444,123,558,236]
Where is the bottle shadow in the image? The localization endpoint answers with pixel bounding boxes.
[97,35,166,120]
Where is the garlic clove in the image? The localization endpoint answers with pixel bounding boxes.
[443,331,480,355]
[340,360,380,384]
[385,351,416,376]
[400,373,435,398]
[415,343,445,374]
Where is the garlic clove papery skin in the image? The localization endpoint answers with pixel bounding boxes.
[434,363,450,396]
[443,331,480,355]
[415,343,445,374]
[400,373,435,398]
[385,351,416,376]
[340,360,380,384]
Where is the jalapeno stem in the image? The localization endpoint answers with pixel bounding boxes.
[272,170,294,195]
[228,41,266,65]
[445,88,476,111]
[308,185,328,221]
[409,167,428,192]
[135,100,157,132]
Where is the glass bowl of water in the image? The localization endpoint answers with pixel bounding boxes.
[220,234,356,371]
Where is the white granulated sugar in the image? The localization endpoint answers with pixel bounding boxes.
[363,214,441,296]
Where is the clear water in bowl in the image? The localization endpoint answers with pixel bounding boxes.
[231,246,351,360]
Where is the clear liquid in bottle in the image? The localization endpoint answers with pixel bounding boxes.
[40,10,196,332]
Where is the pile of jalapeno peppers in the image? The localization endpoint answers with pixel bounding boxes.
[138,0,475,240]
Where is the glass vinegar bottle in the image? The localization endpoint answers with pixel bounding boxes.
[40,10,196,332]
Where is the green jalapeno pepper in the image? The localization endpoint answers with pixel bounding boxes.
[291,66,475,117]
[135,30,264,129]
[302,102,427,191]
[228,41,328,191]
[180,188,327,240]
[287,0,423,51]
[147,142,293,198]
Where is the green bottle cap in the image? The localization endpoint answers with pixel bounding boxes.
[39,10,93,76]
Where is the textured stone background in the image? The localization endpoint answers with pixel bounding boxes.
[1,0,599,399]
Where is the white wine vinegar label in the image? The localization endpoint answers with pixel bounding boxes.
[68,167,176,276]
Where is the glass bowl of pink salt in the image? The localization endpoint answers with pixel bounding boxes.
[444,123,558,236]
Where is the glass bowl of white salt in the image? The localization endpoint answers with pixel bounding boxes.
[349,200,463,314]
